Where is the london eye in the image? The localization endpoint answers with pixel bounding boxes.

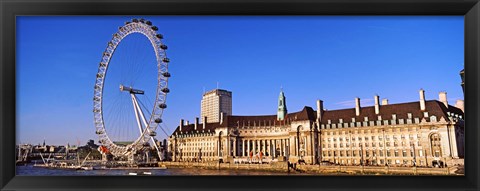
[93,18,170,159]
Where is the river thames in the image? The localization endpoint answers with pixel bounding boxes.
[16,164,301,176]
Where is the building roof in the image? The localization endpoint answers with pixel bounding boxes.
[172,122,223,135]
[202,89,232,96]
[171,100,464,135]
[320,100,463,124]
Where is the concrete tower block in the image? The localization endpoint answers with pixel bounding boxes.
[374,95,380,114]
[455,100,464,112]
[419,89,426,111]
[382,99,389,105]
[439,92,448,108]
[355,97,361,116]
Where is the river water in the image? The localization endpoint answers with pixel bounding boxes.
[16,164,296,176]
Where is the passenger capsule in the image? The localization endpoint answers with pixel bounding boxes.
[93,97,100,101]
[155,118,162,123]
[94,85,101,89]
[125,21,131,25]
[95,130,104,135]
[100,62,106,67]
[161,88,170,93]
[132,18,139,23]
[103,52,110,57]
[156,34,163,39]
[151,26,158,31]
[146,21,152,26]
[149,131,157,137]
[162,72,171,78]
[160,45,168,50]
[162,58,170,63]
[159,103,167,109]
[139,18,145,23]
[93,109,100,113]
[96,73,104,78]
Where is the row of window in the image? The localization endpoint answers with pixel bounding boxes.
[333,159,426,166]
[179,152,216,157]
[324,128,420,135]
[325,134,421,142]
[323,141,423,148]
[322,149,426,157]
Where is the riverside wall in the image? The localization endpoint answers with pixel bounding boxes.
[159,161,289,172]
[159,161,463,175]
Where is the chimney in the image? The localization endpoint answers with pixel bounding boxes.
[439,92,448,108]
[186,120,189,125]
[220,112,224,125]
[203,116,207,129]
[194,117,199,130]
[381,99,389,105]
[316,100,324,123]
[419,89,426,111]
[455,100,464,112]
[374,95,380,115]
[180,119,184,131]
[355,97,361,116]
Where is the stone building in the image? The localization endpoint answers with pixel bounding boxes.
[200,89,232,123]
[168,89,464,167]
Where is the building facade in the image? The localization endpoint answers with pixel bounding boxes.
[200,89,232,123]
[168,89,464,167]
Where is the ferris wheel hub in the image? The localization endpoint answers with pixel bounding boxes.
[119,84,145,94]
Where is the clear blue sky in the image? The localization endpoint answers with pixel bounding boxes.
[16,16,464,145]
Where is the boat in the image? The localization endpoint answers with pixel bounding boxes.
[80,166,93,171]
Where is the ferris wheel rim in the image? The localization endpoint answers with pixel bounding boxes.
[93,19,170,157]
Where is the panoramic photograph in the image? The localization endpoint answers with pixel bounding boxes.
[16,16,464,176]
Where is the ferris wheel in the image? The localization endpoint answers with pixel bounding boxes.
[93,18,171,158]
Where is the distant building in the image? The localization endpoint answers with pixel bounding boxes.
[200,89,232,123]
[168,89,464,167]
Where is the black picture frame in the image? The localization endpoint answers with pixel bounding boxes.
[1,0,478,191]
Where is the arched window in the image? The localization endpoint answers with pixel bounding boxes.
[430,133,442,157]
